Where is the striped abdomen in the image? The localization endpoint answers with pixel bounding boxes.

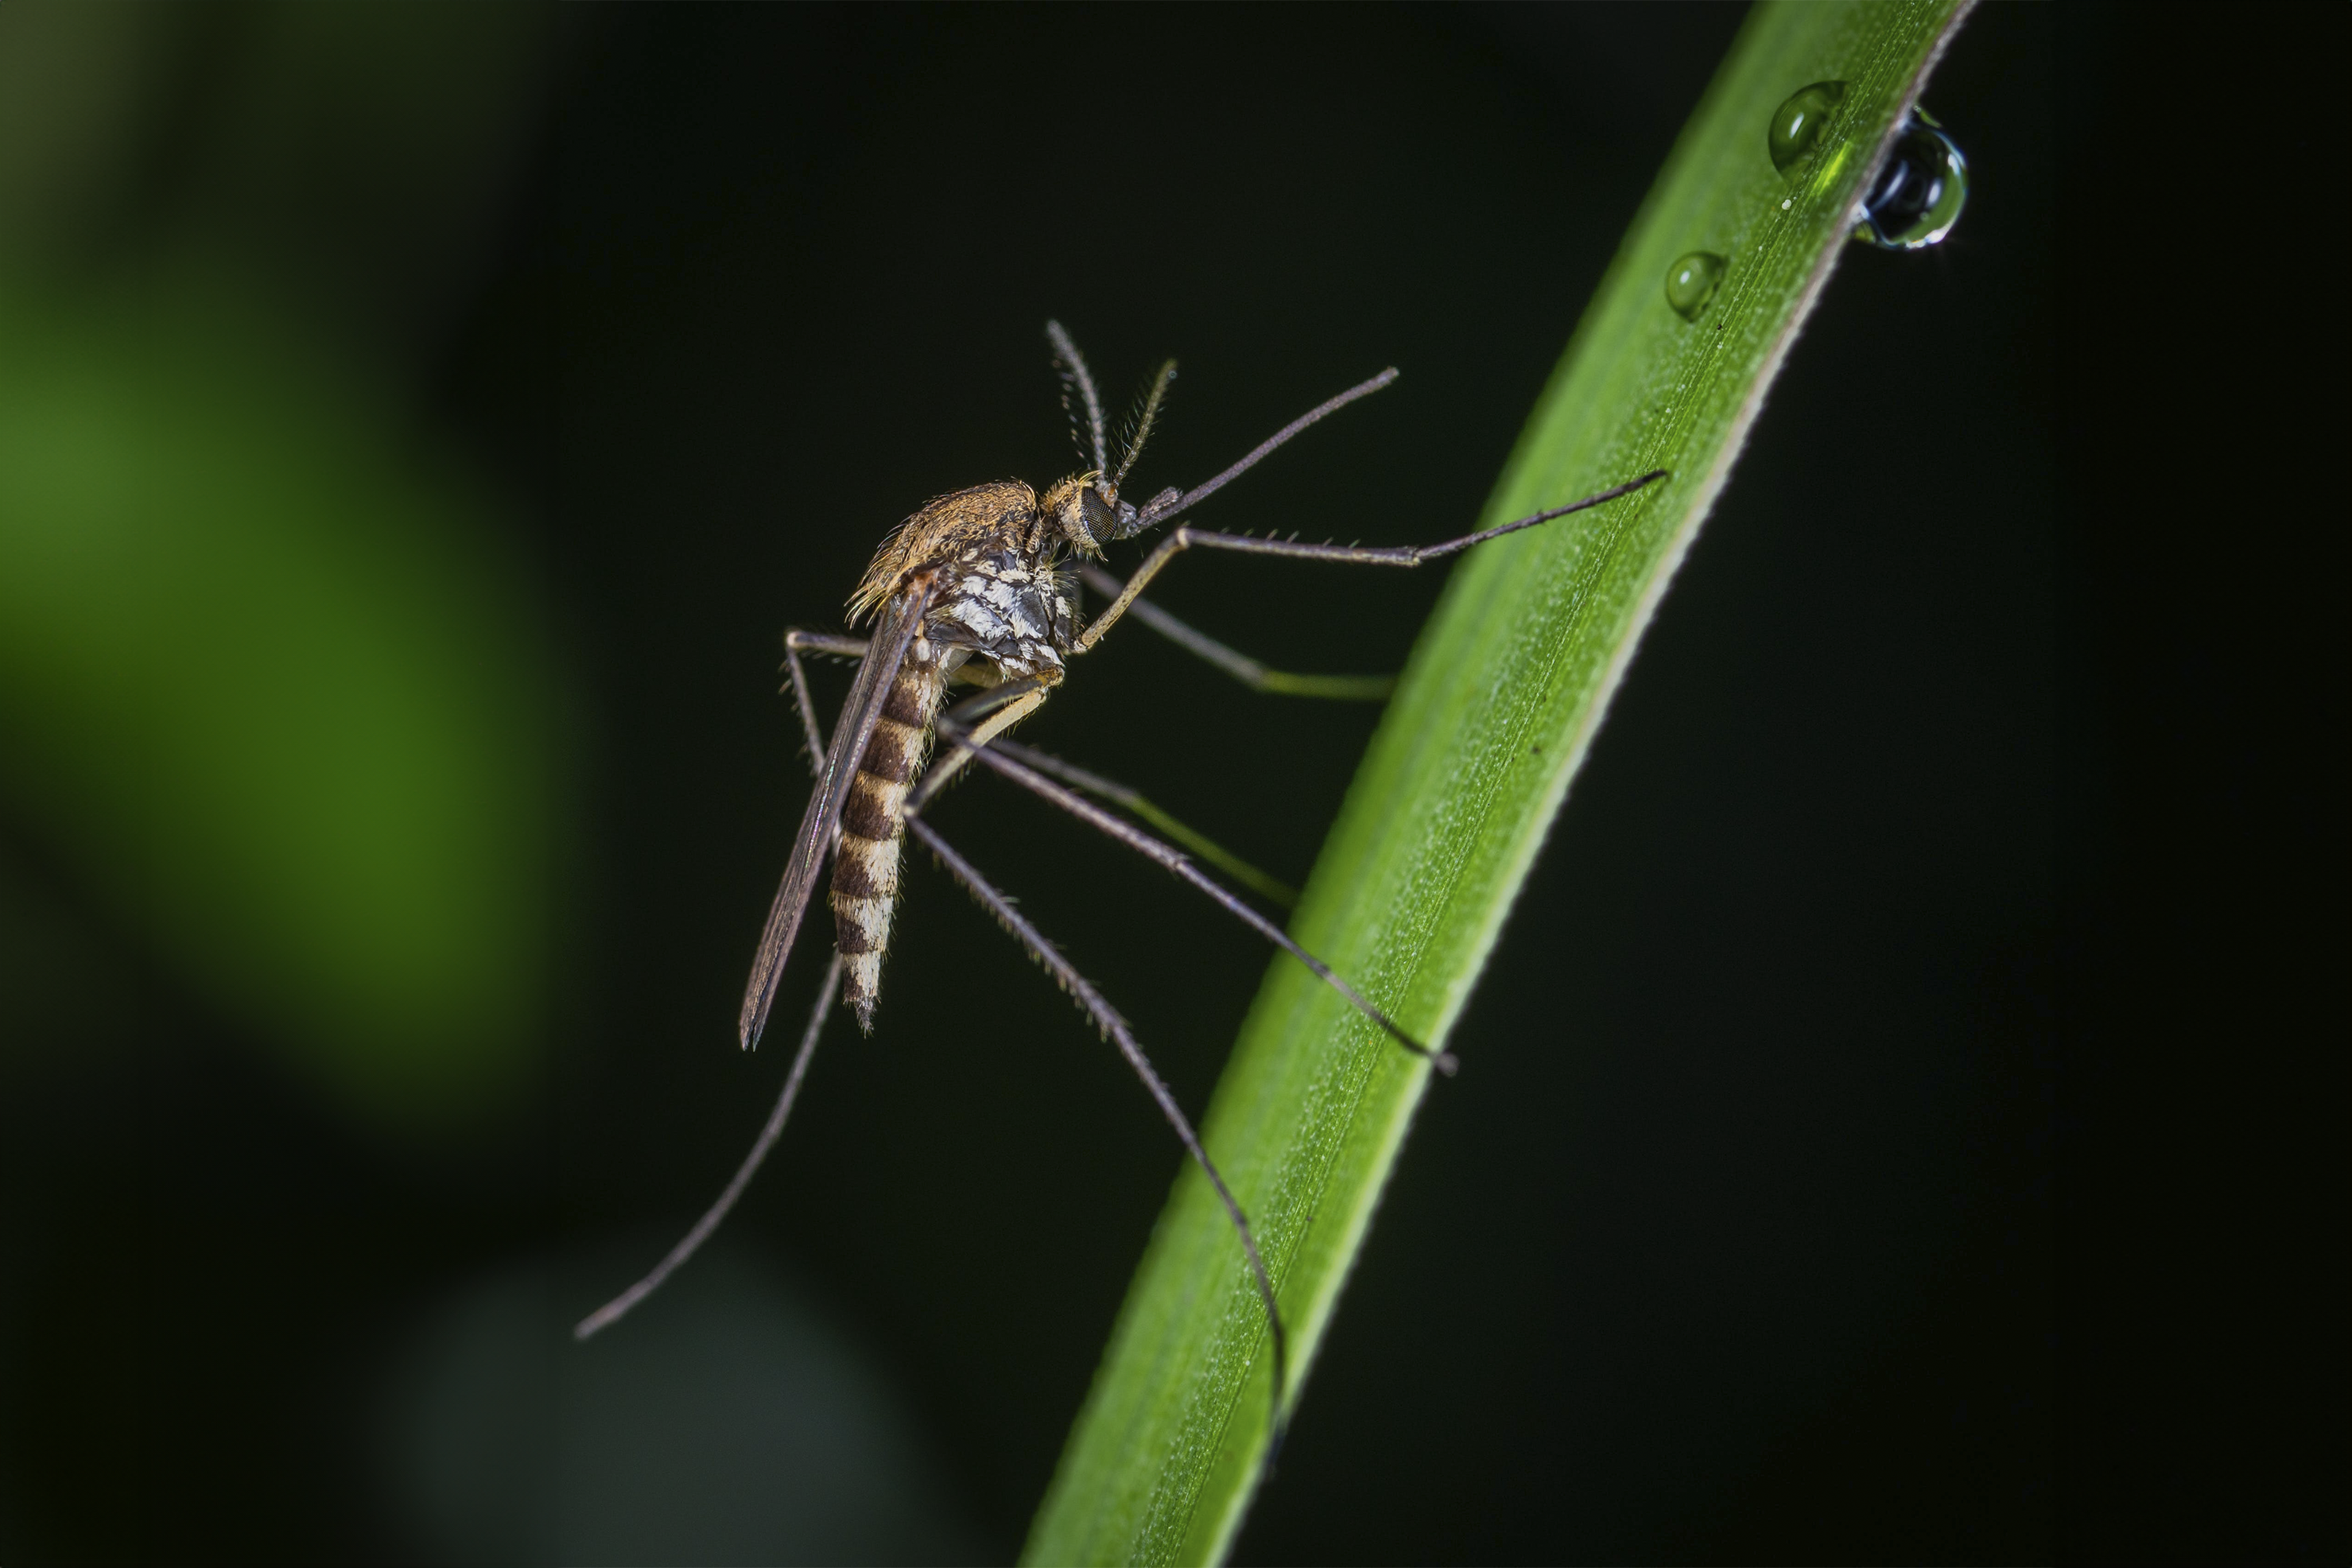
[831,648,945,1031]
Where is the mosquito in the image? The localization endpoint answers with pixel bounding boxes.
[576,321,1664,1453]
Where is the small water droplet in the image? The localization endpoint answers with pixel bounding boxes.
[1663,251,1725,321]
[1853,109,1969,250]
[1768,80,1847,173]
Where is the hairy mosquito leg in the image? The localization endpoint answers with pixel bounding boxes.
[1080,469,1669,654]
[576,637,858,1339]
[983,735,1299,908]
[908,675,1058,811]
[785,630,870,659]
[786,646,826,761]
[782,630,869,763]
[1075,565,1392,701]
[937,673,1058,735]
[941,724,1458,1075]
[576,950,846,1341]
[902,813,1290,1450]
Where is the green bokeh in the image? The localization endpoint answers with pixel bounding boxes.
[0,276,559,1129]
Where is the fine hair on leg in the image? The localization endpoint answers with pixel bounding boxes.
[785,630,871,660]
[939,722,1457,1074]
[1082,469,1668,654]
[907,676,1057,811]
[904,813,1292,1458]
[578,632,866,1339]
[980,733,1299,909]
[1074,565,1393,701]
[782,628,873,759]
[782,630,869,763]
[576,951,846,1341]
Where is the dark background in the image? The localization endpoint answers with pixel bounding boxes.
[0,3,2325,1564]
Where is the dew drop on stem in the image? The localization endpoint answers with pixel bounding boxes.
[1663,251,1726,321]
[1852,110,1970,250]
[1768,80,1847,173]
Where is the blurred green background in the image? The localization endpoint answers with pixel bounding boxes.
[0,2,560,1129]
[0,4,2072,1562]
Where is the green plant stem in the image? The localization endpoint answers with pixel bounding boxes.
[1025,3,1976,1562]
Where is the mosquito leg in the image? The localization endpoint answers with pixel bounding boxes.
[782,631,868,763]
[983,735,1298,908]
[937,672,1056,735]
[785,631,871,659]
[1077,469,1668,654]
[939,723,1457,1075]
[908,675,1057,811]
[902,813,1290,1448]
[785,645,827,762]
[580,631,864,1337]
[1075,565,1391,701]
[576,950,846,1341]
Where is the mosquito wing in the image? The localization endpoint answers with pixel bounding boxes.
[738,576,935,1048]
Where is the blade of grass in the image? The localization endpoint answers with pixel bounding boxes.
[1026,2,1977,1562]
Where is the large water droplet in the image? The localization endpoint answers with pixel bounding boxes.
[1853,110,1969,250]
[1663,251,1725,321]
[1768,80,1847,173]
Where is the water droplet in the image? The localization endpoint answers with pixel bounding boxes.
[1663,251,1725,321]
[1853,110,1969,250]
[1768,80,1847,173]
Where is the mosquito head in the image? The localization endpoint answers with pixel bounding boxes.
[1040,472,1137,557]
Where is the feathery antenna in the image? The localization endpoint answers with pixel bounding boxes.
[1113,359,1178,490]
[1138,367,1399,530]
[1046,320,1108,475]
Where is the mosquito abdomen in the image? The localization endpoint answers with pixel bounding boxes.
[832,649,945,1031]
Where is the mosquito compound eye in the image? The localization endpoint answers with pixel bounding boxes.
[1080,487,1116,534]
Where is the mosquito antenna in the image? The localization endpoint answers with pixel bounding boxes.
[575,952,844,1341]
[1046,320,1109,475]
[1112,359,1177,490]
[1138,367,1398,530]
